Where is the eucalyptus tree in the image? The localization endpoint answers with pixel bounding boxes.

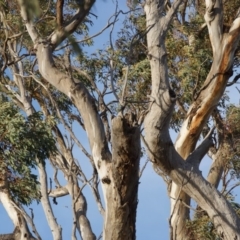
[0,0,240,240]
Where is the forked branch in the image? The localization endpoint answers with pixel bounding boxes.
[50,0,96,47]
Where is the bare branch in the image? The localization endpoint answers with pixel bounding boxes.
[224,182,240,197]
[227,73,240,86]
[56,0,64,27]
[18,0,39,43]
[139,158,149,178]
[49,187,69,198]
[186,127,215,167]
[109,59,120,103]
[204,0,223,54]
[50,0,96,47]
[90,170,105,216]
[37,161,62,240]
[56,18,115,51]
[164,0,186,32]
[30,73,94,166]
[120,66,129,106]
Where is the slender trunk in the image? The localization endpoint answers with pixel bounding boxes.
[0,165,35,239]
[38,161,62,240]
[66,176,96,240]
[53,126,96,240]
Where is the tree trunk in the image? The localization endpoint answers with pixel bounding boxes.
[16,0,143,237]
[168,0,240,238]
[16,0,240,239]
[53,124,96,240]
[0,228,35,240]
[0,162,36,240]
[36,43,141,240]
[144,0,240,239]
[103,115,140,240]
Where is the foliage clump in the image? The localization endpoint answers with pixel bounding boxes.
[0,96,56,205]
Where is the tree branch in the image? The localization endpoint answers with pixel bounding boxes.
[18,0,39,44]
[187,127,215,167]
[50,0,96,47]
[144,1,240,238]
[49,186,69,198]
[227,73,240,86]
[204,0,223,55]
[164,0,185,33]
[56,0,64,27]
[37,161,62,240]
[55,14,115,51]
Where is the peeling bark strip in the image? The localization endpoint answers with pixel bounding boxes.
[171,0,240,238]
[144,0,240,239]
[102,115,140,240]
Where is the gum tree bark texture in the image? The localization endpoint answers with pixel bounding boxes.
[170,0,240,238]
[103,115,140,239]
[144,0,240,240]
[13,0,240,239]
[17,0,141,239]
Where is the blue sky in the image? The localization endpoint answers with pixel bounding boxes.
[1,0,240,239]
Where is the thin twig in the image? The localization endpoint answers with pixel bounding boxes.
[227,73,240,86]
[30,72,95,167]
[55,7,140,51]
[120,65,129,106]
[110,59,120,102]
[224,182,240,197]
[13,203,42,240]
[139,158,149,178]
